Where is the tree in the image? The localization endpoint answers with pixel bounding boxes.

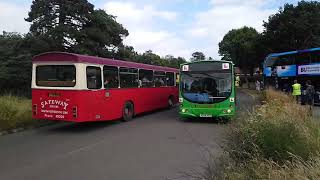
[164,55,187,68]
[25,0,128,55]
[75,9,129,57]
[263,1,320,52]
[137,50,165,66]
[25,0,94,51]
[115,45,139,61]
[191,51,205,61]
[0,32,32,95]
[219,26,261,74]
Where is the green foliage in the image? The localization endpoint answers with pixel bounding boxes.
[25,0,128,54]
[216,90,320,179]
[191,51,206,61]
[25,0,95,51]
[218,26,261,73]
[0,96,34,131]
[0,32,33,96]
[263,1,320,52]
[74,9,129,56]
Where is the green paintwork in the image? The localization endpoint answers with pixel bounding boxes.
[179,60,236,119]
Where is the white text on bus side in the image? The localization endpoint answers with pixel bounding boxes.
[41,100,69,110]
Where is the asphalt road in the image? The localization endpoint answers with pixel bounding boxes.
[0,90,254,180]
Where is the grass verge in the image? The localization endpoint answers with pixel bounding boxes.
[0,95,37,131]
[197,89,320,180]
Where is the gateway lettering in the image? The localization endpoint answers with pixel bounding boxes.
[41,100,69,110]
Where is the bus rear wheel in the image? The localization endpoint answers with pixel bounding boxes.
[122,102,134,122]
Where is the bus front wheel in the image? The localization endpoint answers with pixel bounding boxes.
[122,102,134,122]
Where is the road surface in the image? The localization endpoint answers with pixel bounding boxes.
[0,90,254,180]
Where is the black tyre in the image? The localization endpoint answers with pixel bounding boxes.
[122,102,134,122]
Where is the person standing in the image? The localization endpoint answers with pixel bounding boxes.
[292,80,301,104]
[305,80,315,116]
[255,80,261,91]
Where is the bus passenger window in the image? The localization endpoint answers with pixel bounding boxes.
[310,51,320,63]
[103,66,119,88]
[120,67,138,88]
[296,53,311,65]
[166,72,175,86]
[276,55,295,66]
[139,69,153,87]
[154,71,166,87]
[86,66,102,89]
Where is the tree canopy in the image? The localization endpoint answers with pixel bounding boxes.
[191,51,206,61]
[25,0,129,55]
[25,0,95,51]
[263,1,320,52]
[219,26,260,73]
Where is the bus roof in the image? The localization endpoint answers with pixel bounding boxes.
[268,47,320,57]
[33,52,179,72]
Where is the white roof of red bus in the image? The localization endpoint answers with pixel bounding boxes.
[33,52,179,72]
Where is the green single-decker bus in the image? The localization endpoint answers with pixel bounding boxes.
[179,60,236,119]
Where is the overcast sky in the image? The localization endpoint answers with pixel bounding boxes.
[0,0,301,59]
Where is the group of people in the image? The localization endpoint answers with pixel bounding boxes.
[292,79,315,115]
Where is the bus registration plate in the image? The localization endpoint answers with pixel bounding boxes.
[200,114,212,117]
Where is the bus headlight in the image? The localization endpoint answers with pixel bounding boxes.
[179,98,183,103]
[181,109,186,113]
[227,109,232,113]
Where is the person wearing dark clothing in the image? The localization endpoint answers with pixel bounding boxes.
[306,80,315,105]
[305,80,315,116]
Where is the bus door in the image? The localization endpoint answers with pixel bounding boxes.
[86,66,104,120]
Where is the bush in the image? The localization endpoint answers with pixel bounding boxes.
[210,89,320,179]
[222,156,320,180]
[227,90,320,162]
[0,95,34,131]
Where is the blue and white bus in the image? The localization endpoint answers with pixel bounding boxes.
[263,48,320,105]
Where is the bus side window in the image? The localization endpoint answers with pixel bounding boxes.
[310,51,320,64]
[103,66,119,89]
[166,72,175,86]
[296,52,311,65]
[119,67,138,88]
[154,71,166,87]
[86,66,102,89]
[139,69,153,87]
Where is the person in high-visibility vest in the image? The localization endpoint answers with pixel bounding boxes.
[292,79,301,103]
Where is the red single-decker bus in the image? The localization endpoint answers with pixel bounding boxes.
[32,52,179,122]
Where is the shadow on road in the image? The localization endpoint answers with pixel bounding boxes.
[180,117,230,125]
[40,108,175,134]
[44,120,121,134]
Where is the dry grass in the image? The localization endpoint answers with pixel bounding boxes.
[198,89,320,180]
[0,95,35,131]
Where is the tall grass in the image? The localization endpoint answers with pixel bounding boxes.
[196,89,320,180]
[0,95,34,131]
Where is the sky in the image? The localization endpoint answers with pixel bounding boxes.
[0,0,301,59]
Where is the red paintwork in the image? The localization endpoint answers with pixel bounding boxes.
[32,88,178,122]
[32,52,179,122]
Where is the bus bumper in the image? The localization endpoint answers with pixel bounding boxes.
[179,108,235,119]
